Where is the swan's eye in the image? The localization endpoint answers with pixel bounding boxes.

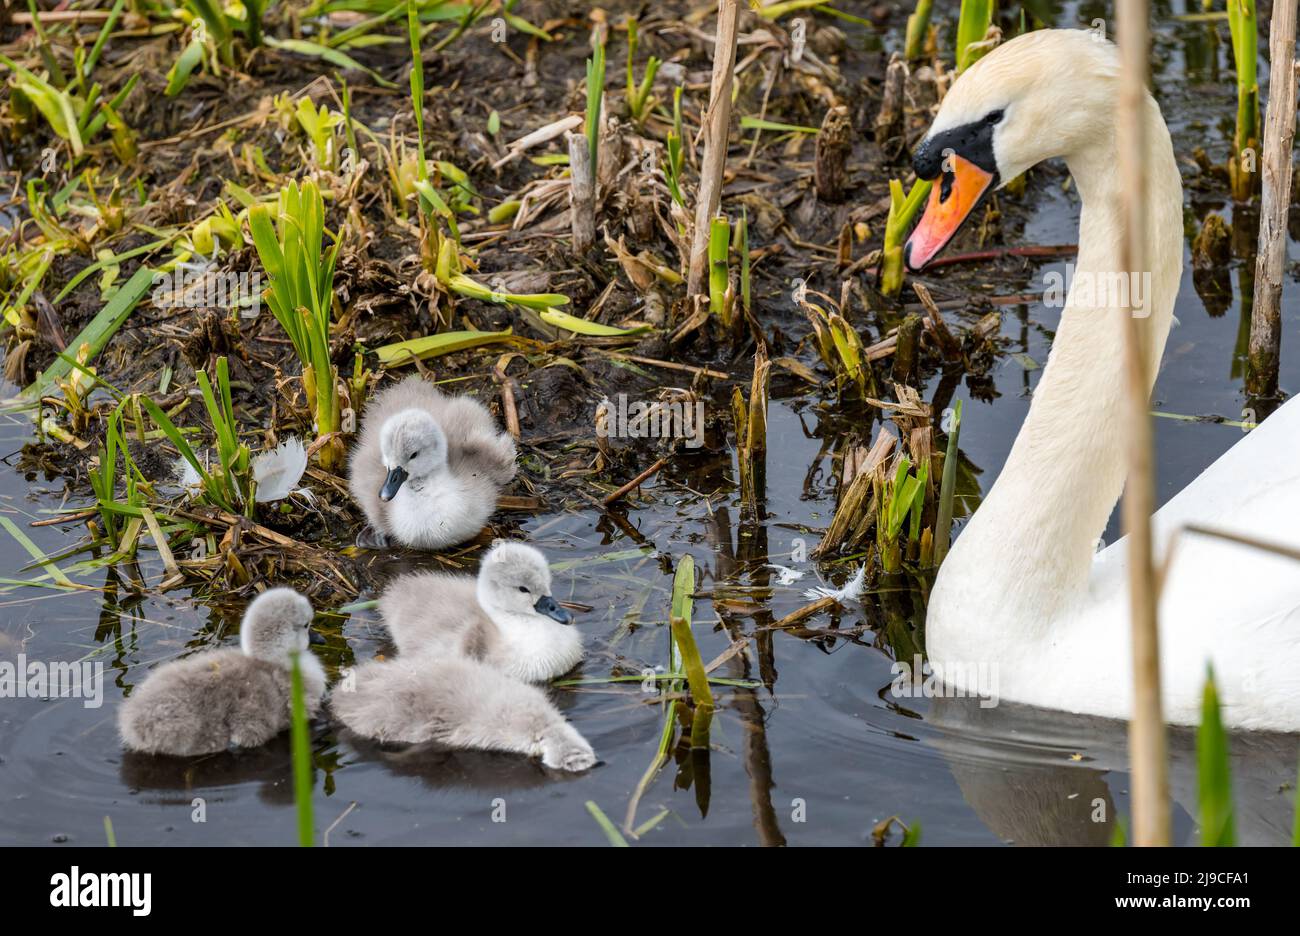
[518,586,529,594]
[409,450,420,460]
[985,109,1004,125]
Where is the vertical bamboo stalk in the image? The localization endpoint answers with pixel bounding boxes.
[1116,0,1170,847]
[687,0,741,298]
[1247,0,1297,397]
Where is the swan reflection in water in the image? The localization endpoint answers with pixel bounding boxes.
[925,693,1297,846]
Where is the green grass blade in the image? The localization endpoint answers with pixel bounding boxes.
[585,801,629,846]
[24,266,154,399]
[290,653,314,847]
[373,328,514,367]
[1197,665,1235,846]
[669,555,713,709]
[0,516,75,587]
[934,400,963,566]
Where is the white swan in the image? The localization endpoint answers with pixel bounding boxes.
[347,376,517,549]
[118,588,328,755]
[379,540,583,682]
[908,29,1300,732]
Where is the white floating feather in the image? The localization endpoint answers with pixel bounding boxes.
[802,564,866,605]
[252,437,308,503]
[173,457,203,497]
[765,563,807,586]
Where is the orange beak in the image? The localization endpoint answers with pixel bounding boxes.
[904,153,996,272]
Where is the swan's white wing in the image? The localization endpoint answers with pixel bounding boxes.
[1092,396,1300,729]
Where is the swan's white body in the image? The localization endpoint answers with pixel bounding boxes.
[923,30,1300,732]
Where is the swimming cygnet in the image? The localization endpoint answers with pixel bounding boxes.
[379,540,582,682]
[348,376,517,549]
[330,654,597,772]
[118,588,327,756]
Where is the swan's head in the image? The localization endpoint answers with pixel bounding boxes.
[476,540,573,625]
[378,408,448,500]
[905,28,1120,271]
[239,587,323,662]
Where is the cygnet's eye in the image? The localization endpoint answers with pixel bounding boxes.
[409,450,420,460]
[518,586,530,594]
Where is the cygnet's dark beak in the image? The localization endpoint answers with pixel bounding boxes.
[379,466,408,502]
[308,628,327,646]
[533,594,574,625]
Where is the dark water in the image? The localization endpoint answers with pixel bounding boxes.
[2,7,1298,846]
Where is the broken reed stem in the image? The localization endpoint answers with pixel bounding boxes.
[566,131,596,255]
[874,53,907,145]
[1247,0,1297,397]
[814,105,852,202]
[1116,0,1170,847]
[686,0,741,297]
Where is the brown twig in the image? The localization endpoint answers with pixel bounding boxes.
[603,457,670,506]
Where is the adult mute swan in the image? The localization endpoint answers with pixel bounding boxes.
[907,29,1300,732]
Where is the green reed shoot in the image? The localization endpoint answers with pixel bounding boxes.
[0,54,138,157]
[934,400,963,566]
[586,36,606,175]
[664,86,686,208]
[432,0,492,53]
[295,99,343,173]
[289,652,314,846]
[245,0,266,47]
[195,357,253,509]
[876,455,927,573]
[89,400,147,550]
[708,215,732,322]
[585,801,630,846]
[805,301,870,399]
[419,224,566,312]
[1197,665,1235,846]
[954,0,995,72]
[905,0,933,60]
[248,179,345,470]
[881,178,932,297]
[1226,0,1258,201]
[737,206,751,314]
[183,0,235,68]
[670,554,714,748]
[140,357,251,515]
[408,3,429,184]
[82,0,128,84]
[625,18,661,124]
[626,552,707,831]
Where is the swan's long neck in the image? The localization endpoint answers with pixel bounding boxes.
[934,95,1184,634]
